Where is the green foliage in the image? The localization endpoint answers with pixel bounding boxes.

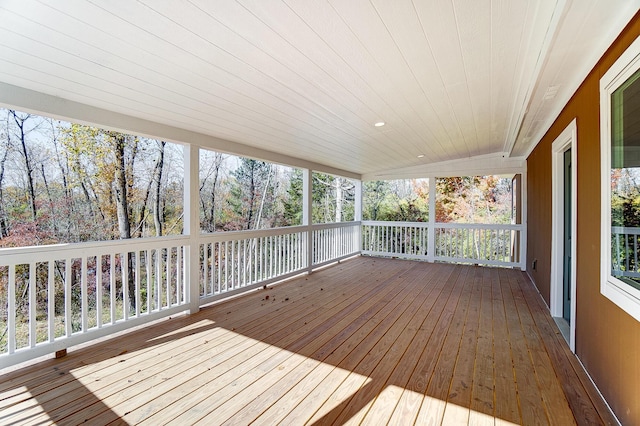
[312,173,355,223]
[363,177,513,224]
[283,169,304,225]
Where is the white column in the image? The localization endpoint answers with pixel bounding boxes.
[354,179,363,254]
[520,170,528,271]
[428,176,436,263]
[184,144,200,314]
[303,169,313,272]
[354,180,362,221]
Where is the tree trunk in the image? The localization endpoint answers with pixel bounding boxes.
[0,141,9,238]
[113,133,131,240]
[246,165,256,230]
[254,165,273,230]
[208,153,223,231]
[111,132,135,310]
[11,111,37,221]
[152,141,165,237]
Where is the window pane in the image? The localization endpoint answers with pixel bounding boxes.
[610,68,640,290]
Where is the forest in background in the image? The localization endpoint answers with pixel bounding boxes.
[0,107,513,250]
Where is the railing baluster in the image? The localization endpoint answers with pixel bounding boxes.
[157,249,163,310]
[81,256,88,332]
[240,239,244,287]
[65,258,72,336]
[635,236,638,274]
[625,233,630,273]
[122,252,129,320]
[145,250,151,313]
[177,246,181,300]
[258,237,263,282]
[8,265,16,354]
[218,243,222,293]
[167,247,173,306]
[277,235,281,276]
[203,243,209,297]
[48,260,55,341]
[135,251,141,316]
[29,262,36,348]
[110,254,116,323]
[224,241,228,291]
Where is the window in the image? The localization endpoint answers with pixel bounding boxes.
[600,35,640,322]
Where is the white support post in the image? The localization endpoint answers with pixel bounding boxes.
[303,169,313,272]
[428,176,436,262]
[184,144,200,314]
[520,170,528,271]
[354,179,362,253]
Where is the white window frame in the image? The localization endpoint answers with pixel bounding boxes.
[600,35,640,323]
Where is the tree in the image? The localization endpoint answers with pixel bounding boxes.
[229,159,272,230]
[363,180,390,221]
[199,151,227,232]
[283,169,303,225]
[110,132,132,240]
[9,110,39,222]
[0,123,10,237]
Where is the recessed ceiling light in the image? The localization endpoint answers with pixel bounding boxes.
[417,154,425,158]
[543,85,560,100]
[374,121,385,127]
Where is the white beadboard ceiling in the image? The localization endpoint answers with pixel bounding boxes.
[0,0,637,179]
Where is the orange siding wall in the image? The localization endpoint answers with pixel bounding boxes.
[527,12,640,425]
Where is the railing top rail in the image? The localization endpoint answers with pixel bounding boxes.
[311,221,361,231]
[362,220,429,227]
[612,226,640,235]
[362,220,523,231]
[199,225,308,242]
[0,234,190,262]
[198,221,361,243]
[434,222,524,230]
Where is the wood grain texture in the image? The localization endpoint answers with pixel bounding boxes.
[0,257,617,425]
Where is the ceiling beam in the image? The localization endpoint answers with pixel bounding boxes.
[362,153,526,181]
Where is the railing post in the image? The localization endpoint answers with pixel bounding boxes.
[184,144,200,314]
[428,176,436,262]
[303,169,313,272]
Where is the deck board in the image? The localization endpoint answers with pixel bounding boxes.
[0,257,618,425]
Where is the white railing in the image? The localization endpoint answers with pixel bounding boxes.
[0,222,360,368]
[312,222,361,267]
[0,236,191,368]
[198,222,361,304]
[362,221,429,260]
[434,223,523,267]
[199,227,307,303]
[1,219,525,368]
[362,221,524,268]
[611,226,640,278]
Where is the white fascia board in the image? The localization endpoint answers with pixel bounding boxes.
[0,82,361,180]
[361,153,527,181]
[521,2,640,160]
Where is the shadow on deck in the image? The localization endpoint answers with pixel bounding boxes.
[0,257,617,425]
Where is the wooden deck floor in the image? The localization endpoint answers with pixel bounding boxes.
[0,257,617,425]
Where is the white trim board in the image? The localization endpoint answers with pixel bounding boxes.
[599,35,640,323]
[521,1,640,161]
[550,118,578,352]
